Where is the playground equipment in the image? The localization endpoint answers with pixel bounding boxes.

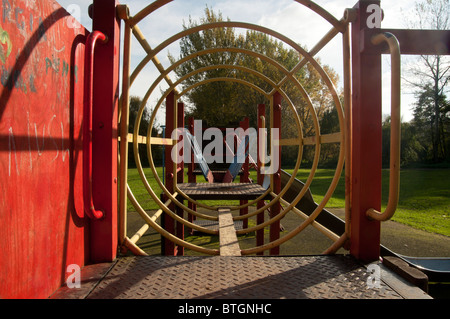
[1,0,449,299]
[119,4,348,257]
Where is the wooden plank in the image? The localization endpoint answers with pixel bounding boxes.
[178,183,268,200]
[303,132,341,146]
[218,209,241,256]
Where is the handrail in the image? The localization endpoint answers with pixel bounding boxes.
[83,31,108,220]
[366,32,401,221]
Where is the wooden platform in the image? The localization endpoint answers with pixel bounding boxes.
[178,182,268,200]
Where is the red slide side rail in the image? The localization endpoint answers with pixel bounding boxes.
[83,31,108,220]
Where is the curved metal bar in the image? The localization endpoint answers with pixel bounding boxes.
[179,77,269,98]
[121,7,346,254]
[135,21,334,88]
[366,32,401,222]
[129,0,344,31]
[135,48,313,217]
[143,81,298,218]
[241,140,345,255]
[127,184,220,255]
[323,233,349,255]
[83,31,108,220]
[135,42,339,232]
[146,85,312,220]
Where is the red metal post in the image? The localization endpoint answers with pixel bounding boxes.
[257,104,266,254]
[239,117,250,229]
[176,102,185,255]
[270,93,282,255]
[163,91,176,256]
[90,0,121,263]
[350,0,382,261]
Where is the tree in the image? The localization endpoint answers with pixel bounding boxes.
[168,7,245,127]
[169,7,341,167]
[412,85,449,162]
[382,115,425,167]
[406,0,450,162]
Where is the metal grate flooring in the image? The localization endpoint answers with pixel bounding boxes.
[52,255,431,299]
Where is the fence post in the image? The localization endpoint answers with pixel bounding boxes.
[350,0,382,261]
[89,0,121,262]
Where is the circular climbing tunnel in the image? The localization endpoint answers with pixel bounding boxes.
[117,0,353,256]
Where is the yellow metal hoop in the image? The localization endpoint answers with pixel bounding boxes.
[118,2,349,255]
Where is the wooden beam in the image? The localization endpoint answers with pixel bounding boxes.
[218,209,241,256]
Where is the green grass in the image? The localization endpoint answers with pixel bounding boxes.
[390,169,450,237]
[126,167,256,210]
[127,167,450,237]
[285,168,450,237]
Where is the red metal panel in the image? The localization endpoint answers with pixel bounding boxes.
[350,0,382,261]
[176,102,184,256]
[0,0,89,298]
[89,0,120,263]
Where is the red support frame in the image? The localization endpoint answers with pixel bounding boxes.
[256,104,266,254]
[89,0,121,263]
[350,0,382,261]
[269,92,282,255]
[163,91,176,256]
[176,102,185,255]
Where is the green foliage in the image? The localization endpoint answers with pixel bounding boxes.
[381,83,450,168]
[129,167,450,237]
[169,6,342,166]
[412,84,450,163]
[169,8,338,131]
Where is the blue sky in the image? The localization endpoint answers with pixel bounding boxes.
[56,0,421,123]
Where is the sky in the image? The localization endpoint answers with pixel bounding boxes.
[56,0,424,124]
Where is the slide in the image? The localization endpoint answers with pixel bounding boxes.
[280,169,345,237]
[280,169,450,284]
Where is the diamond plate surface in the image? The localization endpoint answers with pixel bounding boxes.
[86,256,405,299]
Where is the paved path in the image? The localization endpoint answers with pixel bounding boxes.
[328,208,450,258]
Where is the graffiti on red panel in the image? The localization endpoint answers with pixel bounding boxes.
[0,0,81,94]
[0,0,86,178]
[0,25,12,63]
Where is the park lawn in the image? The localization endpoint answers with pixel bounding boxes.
[127,167,450,237]
[392,169,450,237]
[127,167,245,211]
[286,168,450,237]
